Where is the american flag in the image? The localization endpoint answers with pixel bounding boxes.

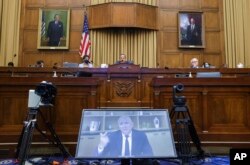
[79,12,91,58]
[41,11,46,37]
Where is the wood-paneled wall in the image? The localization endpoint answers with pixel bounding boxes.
[89,3,158,29]
[158,0,224,68]
[19,0,224,68]
[151,77,250,142]
[19,0,91,67]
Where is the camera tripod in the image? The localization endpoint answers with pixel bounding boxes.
[15,106,69,165]
[170,102,204,163]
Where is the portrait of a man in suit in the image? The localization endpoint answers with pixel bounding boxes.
[37,9,70,49]
[47,14,64,46]
[185,17,202,45]
[179,12,204,48]
[95,115,153,157]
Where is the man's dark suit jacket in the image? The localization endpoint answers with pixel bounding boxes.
[96,129,153,157]
[115,60,133,64]
[47,21,63,46]
[186,24,202,46]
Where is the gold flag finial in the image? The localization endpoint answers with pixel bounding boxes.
[83,4,88,13]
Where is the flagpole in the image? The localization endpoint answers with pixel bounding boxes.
[83,4,87,13]
[83,5,88,23]
[79,4,91,59]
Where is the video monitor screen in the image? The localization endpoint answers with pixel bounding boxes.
[75,109,177,159]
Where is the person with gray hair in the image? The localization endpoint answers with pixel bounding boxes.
[190,58,199,68]
[95,115,153,157]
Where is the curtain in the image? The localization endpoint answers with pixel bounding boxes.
[223,0,250,68]
[0,0,21,66]
[0,0,3,60]
[90,0,157,67]
[91,29,156,67]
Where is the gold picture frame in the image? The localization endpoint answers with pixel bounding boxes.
[37,8,70,49]
[178,11,205,48]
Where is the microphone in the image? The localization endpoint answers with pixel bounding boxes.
[8,66,14,77]
[84,59,90,64]
[53,63,58,69]
[157,63,160,68]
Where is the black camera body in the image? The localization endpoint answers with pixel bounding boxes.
[173,83,186,106]
[35,81,57,105]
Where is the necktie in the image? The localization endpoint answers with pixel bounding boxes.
[125,136,130,156]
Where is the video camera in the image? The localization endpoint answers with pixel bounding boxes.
[35,81,57,105]
[173,83,186,106]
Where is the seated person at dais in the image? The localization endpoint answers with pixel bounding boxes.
[36,60,44,67]
[8,62,14,67]
[79,55,93,68]
[201,62,216,68]
[115,54,133,64]
[190,58,199,68]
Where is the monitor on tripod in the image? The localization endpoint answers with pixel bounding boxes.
[75,109,177,161]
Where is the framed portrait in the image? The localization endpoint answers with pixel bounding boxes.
[178,11,205,48]
[37,8,70,49]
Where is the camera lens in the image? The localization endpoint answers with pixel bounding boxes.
[176,83,184,92]
[35,82,57,105]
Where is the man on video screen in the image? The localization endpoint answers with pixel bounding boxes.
[95,116,153,157]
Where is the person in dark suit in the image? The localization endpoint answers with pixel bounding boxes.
[36,60,44,67]
[47,14,63,46]
[186,17,202,45]
[95,116,153,157]
[7,62,14,67]
[115,54,133,64]
[78,55,93,68]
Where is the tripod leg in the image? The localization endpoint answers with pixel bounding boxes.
[170,107,175,119]
[185,107,204,158]
[171,104,205,162]
[15,124,25,159]
[38,109,69,158]
[45,121,69,158]
[187,120,204,158]
[176,119,191,164]
[34,123,56,145]
[17,119,36,164]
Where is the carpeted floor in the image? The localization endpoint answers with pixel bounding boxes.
[0,146,230,165]
[0,156,230,165]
